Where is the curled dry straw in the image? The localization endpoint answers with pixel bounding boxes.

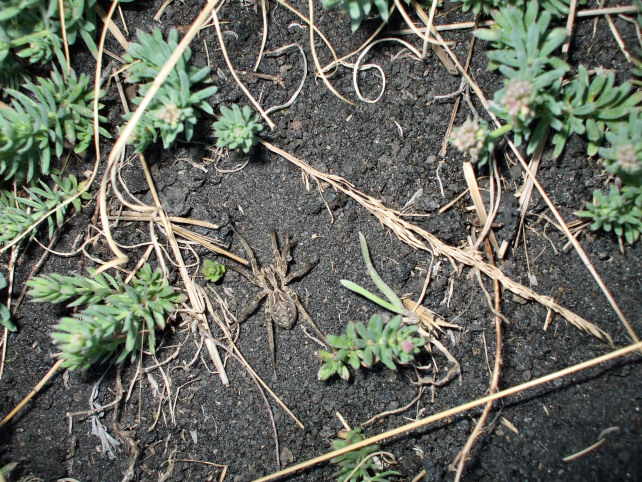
[260,139,612,342]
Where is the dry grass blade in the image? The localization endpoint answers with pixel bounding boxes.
[211,8,276,129]
[254,341,642,481]
[137,153,229,385]
[308,0,356,106]
[462,162,500,252]
[260,139,611,341]
[424,26,637,345]
[98,0,222,265]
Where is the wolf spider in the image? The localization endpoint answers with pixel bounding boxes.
[229,227,325,378]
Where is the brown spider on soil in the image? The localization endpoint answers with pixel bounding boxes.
[229,227,326,378]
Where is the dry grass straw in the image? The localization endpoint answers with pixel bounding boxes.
[451,239,503,480]
[261,139,610,341]
[211,6,276,129]
[254,340,642,481]
[406,4,638,344]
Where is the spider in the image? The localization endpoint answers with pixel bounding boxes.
[229,227,326,378]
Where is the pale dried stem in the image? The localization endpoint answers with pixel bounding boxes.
[562,0,579,58]
[97,0,221,266]
[426,27,637,344]
[254,341,642,481]
[260,140,611,340]
[253,0,268,72]
[137,152,229,386]
[452,240,502,480]
[308,0,356,106]
[211,8,275,129]
[275,0,340,76]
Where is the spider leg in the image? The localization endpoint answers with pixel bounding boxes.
[284,258,318,284]
[232,224,261,276]
[289,289,327,346]
[235,290,268,324]
[265,302,278,379]
[271,231,290,276]
[227,265,263,289]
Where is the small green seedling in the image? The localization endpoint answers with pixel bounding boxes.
[213,104,263,153]
[331,428,400,481]
[27,264,185,369]
[202,259,226,283]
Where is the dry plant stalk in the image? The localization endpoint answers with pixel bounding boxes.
[260,139,611,342]
[254,341,642,481]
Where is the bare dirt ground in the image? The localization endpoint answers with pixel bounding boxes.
[1,1,641,481]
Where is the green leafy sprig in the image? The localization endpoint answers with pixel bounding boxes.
[213,104,263,153]
[123,28,218,152]
[599,111,642,186]
[331,428,399,482]
[0,67,108,182]
[0,273,16,332]
[0,0,113,72]
[27,264,186,369]
[450,118,512,166]
[202,259,226,283]
[474,1,569,153]
[319,0,394,32]
[578,185,642,244]
[553,66,642,158]
[0,174,89,247]
[318,314,424,381]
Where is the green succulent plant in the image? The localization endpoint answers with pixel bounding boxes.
[320,0,394,32]
[0,272,16,332]
[456,0,585,16]
[0,67,108,182]
[450,118,512,166]
[27,264,186,369]
[578,185,642,244]
[599,111,642,186]
[0,0,116,71]
[552,66,642,158]
[475,1,569,153]
[213,104,263,153]
[0,174,89,247]
[123,28,218,152]
[202,259,226,283]
[318,313,424,381]
[331,428,399,482]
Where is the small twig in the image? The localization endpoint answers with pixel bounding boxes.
[211,9,275,129]
[252,341,642,481]
[0,359,64,428]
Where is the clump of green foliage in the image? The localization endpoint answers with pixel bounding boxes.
[318,314,423,381]
[0,67,108,182]
[319,233,424,381]
[0,174,89,247]
[331,428,399,481]
[319,0,398,32]
[455,0,585,16]
[0,0,134,86]
[449,0,642,244]
[578,186,642,245]
[202,259,226,283]
[0,273,16,332]
[123,28,218,152]
[27,264,185,369]
[213,104,263,153]
[450,118,512,166]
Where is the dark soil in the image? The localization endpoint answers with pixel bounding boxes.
[1,1,641,481]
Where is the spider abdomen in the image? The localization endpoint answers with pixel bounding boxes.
[267,290,297,329]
